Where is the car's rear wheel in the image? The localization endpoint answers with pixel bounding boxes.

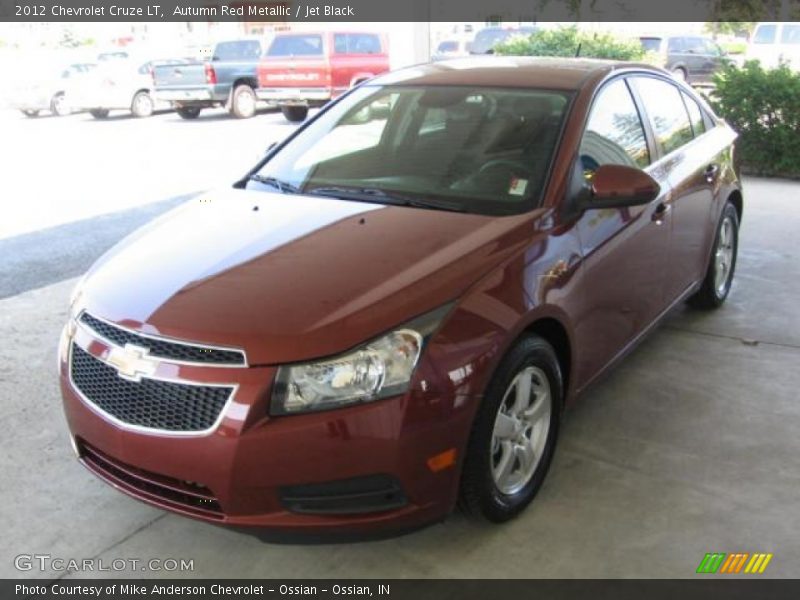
[51,93,70,116]
[671,67,688,82]
[688,202,739,309]
[176,107,202,120]
[131,91,154,118]
[281,105,309,122]
[21,110,39,118]
[89,109,110,119]
[459,335,562,522]
[230,85,257,119]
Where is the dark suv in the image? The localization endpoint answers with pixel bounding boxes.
[640,35,730,84]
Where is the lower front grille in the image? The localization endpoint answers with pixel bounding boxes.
[70,343,233,433]
[78,440,224,519]
[280,474,408,515]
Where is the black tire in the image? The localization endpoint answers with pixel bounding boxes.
[176,107,202,120]
[130,91,154,118]
[229,84,257,119]
[21,110,39,118]
[281,105,309,122]
[672,67,688,83]
[89,109,110,119]
[459,335,562,523]
[688,202,739,309]
[50,93,70,117]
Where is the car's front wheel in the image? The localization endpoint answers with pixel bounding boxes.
[131,91,154,118]
[459,335,562,522]
[688,202,739,309]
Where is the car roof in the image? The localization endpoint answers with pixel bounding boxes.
[370,57,661,91]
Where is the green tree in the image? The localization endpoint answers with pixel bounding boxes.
[493,26,647,61]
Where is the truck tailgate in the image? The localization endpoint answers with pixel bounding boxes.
[258,57,329,89]
[153,62,207,88]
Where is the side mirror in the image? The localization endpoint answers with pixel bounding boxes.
[578,164,660,210]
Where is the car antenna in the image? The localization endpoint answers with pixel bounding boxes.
[575,43,582,57]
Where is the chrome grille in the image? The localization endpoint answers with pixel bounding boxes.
[70,344,233,433]
[79,312,246,365]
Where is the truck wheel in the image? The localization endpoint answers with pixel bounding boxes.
[281,105,308,122]
[230,85,257,119]
[176,107,202,120]
[51,93,70,117]
[131,91,154,118]
[89,109,110,119]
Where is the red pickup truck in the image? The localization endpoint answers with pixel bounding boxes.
[257,31,390,122]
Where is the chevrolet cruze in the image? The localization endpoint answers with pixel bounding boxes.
[59,58,742,535]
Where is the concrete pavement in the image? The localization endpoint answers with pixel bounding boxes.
[1,177,798,579]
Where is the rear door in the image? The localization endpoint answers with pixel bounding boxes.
[572,77,671,383]
[259,33,329,91]
[629,76,718,302]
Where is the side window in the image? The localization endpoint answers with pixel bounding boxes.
[781,24,800,44]
[633,77,694,156]
[580,79,650,174]
[753,24,777,44]
[334,34,347,54]
[667,37,684,53]
[347,34,381,54]
[681,91,706,137]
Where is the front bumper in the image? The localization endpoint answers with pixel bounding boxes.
[58,320,464,534]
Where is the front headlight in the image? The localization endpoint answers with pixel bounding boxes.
[270,305,452,415]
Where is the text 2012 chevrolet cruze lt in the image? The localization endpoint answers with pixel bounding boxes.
[59,58,742,535]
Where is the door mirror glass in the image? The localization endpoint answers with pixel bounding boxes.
[580,164,660,209]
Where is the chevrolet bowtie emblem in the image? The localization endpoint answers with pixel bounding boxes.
[106,344,157,382]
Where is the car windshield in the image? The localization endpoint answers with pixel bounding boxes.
[249,85,571,215]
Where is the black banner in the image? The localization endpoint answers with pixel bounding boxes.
[8,579,800,600]
[1,0,799,22]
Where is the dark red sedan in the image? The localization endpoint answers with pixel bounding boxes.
[59,58,742,535]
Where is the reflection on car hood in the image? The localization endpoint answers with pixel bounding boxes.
[79,188,537,363]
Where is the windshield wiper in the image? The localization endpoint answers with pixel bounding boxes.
[248,174,300,194]
[308,186,465,213]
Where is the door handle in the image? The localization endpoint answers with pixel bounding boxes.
[651,202,671,224]
[704,163,720,182]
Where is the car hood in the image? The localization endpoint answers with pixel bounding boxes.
[78,188,538,364]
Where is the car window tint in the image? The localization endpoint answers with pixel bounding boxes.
[348,34,381,54]
[781,24,800,44]
[753,25,777,44]
[667,37,684,52]
[633,77,694,156]
[580,79,650,173]
[267,35,323,57]
[334,34,347,54]
[681,91,706,137]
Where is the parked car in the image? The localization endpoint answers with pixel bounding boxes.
[69,57,190,119]
[256,31,390,122]
[432,39,470,61]
[746,22,800,70]
[469,26,536,54]
[60,58,742,535]
[153,38,269,119]
[9,61,96,117]
[639,35,731,84]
